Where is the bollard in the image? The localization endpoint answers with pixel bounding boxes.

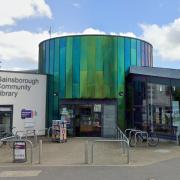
[39,140,42,164]
[91,142,94,164]
[84,141,88,164]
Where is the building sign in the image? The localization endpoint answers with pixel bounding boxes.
[21,109,37,119]
[0,76,39,98]
[0,71,46,135]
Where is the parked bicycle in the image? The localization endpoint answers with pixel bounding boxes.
[129,129,159,147]
[0,127,19,148]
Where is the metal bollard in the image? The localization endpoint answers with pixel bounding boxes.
[84,141,88,164]
[39,140,42,164]
[91,142,94,164]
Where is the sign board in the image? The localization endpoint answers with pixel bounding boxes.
[0,71,46,135]
[13,141,27,163]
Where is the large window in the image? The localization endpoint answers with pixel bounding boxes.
[171,84,180,135]
[147,83,171,135]
[128,76,180,138]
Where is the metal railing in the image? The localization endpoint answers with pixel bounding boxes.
[91,139,129,164]
[125,128,149,147]
[116,127,129,154]
[135,131,148,147]
[0,137,33,164]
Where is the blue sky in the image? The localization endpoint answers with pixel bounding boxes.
[0,0,180,70]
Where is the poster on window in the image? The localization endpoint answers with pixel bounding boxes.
[172,101,180,126]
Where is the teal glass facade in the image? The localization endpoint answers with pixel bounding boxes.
[38,35,153,130]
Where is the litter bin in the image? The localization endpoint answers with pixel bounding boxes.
[13,141,27,163]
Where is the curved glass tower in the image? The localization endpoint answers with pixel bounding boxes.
[39,35,153,135]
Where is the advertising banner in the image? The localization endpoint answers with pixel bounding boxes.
[13,141,26,163]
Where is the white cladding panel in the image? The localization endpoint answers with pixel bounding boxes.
[0,71,46,135]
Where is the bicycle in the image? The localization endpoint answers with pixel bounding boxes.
[0,127,19,148]
[129,130,159,147]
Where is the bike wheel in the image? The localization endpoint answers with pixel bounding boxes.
[129,134,143,147]
[0,141,3,147]
[148,132,159,146]
[8,141,14,149]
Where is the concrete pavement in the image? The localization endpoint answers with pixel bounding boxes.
[0,137,180,166]
[0,157,180,179]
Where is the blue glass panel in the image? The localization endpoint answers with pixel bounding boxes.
[124,38,131,73]
[49,39,54,74]
[150,46,153,67]
[45,41,49,73]
[59,38,66,98]
[137,40,141,66]
[72,37,80,98]
[141,42,145,66]
[42,42,46,73]
[144,43,147,66]
[131,39,137,66]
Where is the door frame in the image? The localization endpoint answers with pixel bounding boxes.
[0,105,13,133]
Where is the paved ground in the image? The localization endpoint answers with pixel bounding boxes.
[0,157,180,179]
[0,137,180,166]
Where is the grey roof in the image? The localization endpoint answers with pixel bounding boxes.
[129,66,180,80]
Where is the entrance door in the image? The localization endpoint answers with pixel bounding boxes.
[0,105,13,137]
[103,105,116,137]
[78,105,101,137]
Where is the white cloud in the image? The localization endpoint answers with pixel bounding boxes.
[110,32,136,38]
[72,3,81,8]
[0,0,52,26]
[0,28,136,70]
[1,67,26,71]
[0,30,50,63]
[140,18,180,61]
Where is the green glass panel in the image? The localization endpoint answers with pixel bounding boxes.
[54,39,59,94]
[103,37,111,98]
[87,37,96,97]
[66,37,73,98]
[80,71,87,98]
[117,37,125,129]
[72,37,80,98]
[95,37,104,98]
[59,38,66,98]
[80,37,88,97]
[112,37,118,98]
[95,71,104,98]
[54,39,60,118]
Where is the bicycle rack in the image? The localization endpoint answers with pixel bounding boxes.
[0,137,33,164]
[128,129,142,140]
[134,131,148,147]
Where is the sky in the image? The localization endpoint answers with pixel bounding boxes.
[0,0,180,70]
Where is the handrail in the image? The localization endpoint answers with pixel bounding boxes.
[116,127,129,154]
[91,139,129,164]
[116,127,129,144]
